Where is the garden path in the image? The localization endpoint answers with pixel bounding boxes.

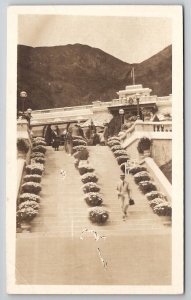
[16,146,171,286]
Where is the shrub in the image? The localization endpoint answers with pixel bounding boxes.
[17,138,30,153]
[111,145,122,152]
[33,157,46,164]
[116,155,129,165]
[79,164,94,175]
[81,173,98,184]
[149,198,166,209]
[73,145,87,153]
[73,148,89,160]
[82,182,100,193]
[33,136,45,140]
[32,145,46,154]
[153,202,172,216]
[72,139,87,147]
[33,140,46,147]
[129,166,147,175]
[146,191,167,201]
[19,193,40,203]
[72,135,86,141]
[108,136,120,142]
[18,200,40,211]
[134,171,151,184]
[89,207,109,224]
[23,174,42,183]
[84,192,103,206]
[137,137,152,154]
[138,181,157,194]
[21,182,41,194]
[26,163,44,175]
[17,206,39,222]
[107,140,121,147]
[31,152,45,159]
[113,150,128,158]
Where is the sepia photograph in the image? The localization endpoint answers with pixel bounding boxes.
[6,5,183,294]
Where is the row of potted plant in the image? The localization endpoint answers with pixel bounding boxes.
[107,136,130,167]
[129,165,172,217]
[72,141,109,225]
[16,137,47,232]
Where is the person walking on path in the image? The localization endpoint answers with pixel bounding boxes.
[116,174,131,221]
[52,128,60,151]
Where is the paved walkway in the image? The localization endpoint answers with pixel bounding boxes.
[16,146,171,285]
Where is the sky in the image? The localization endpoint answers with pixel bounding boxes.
[18,15,171,63]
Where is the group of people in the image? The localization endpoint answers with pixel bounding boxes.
[43,122,110,151]
[85,123,109,146]
[43,125,74,154]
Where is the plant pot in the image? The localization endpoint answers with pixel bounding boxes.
[20,221,31,233]
[160,215,172,226]
[143,149,151,157]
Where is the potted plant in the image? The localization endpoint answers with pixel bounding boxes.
[31,152,45,159]
[129,166,147,175]
[26,163,44,175]
[134,171,151,184]
[88,207,109,224]
[138,180,157,194]
[17,138,30,158]
[23,174,42,183]
[146,191,167,201]
[19,193,41,203]
[113,150,128,158]
[137,137,152,157]
[21,182,41,194]
[78,164,94,175]
[116,155,129,165]
[84,192,103,206]
[111,145,122,152]
[82,182,100,193]
[17,201,39,232]
[72,145,87,153]
[72,139,87,147]
[32,145,46,154]
[81,173,98,184]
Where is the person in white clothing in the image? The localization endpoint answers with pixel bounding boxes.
[116,174,131,220]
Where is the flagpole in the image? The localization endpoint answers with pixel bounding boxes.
[133,67,135,85]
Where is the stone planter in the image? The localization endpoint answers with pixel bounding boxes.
[160,215,172,226]
[143,149,151,157]
[20,221,32,233]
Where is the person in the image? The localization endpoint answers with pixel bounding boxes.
[78,125,85,138]
[52,128,60,151]
[116,174,131,221]
[55,125,60,136]
[151,113,160,131]
[44,125,53,146]
[103,123,109,145]
[92,131,100,145]
[65,128,73,155]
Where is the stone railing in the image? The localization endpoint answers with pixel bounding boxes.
[134,120,172,132]
[120,120,172,142]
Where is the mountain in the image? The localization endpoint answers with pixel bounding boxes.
[17,44,172,110]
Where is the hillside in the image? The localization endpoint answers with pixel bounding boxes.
[17,44,172,110]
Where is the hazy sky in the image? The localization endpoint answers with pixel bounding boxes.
[18,15,171,63]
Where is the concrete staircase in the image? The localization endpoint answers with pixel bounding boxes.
[24,146,169,237]
[16,146,171,286]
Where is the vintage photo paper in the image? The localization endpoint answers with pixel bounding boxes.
[6,5,183,294]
